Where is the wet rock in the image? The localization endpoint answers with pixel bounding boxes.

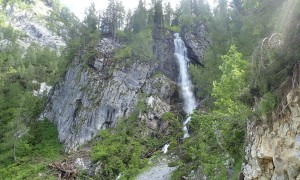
[181,23,210,66]
[153,28,178,81]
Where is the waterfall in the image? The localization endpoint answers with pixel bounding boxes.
[174,33,197,138]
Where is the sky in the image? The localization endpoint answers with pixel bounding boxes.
[60,0,216,20]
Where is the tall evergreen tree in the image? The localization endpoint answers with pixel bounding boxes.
[180,0,194,31]
[101,0,125,38]
[153,0,163,28]
[164,2,173,26]
[131,0,148,33]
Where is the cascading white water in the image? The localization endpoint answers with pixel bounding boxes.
[174,33,197,138]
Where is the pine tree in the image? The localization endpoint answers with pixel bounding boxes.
[179,0,194,31]
[131,0,148,33]
[164,2,173,26]
[101,0,124,38]
[153,0,163,28]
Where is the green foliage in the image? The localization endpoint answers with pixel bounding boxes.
[91,100,182,179]
[161,112,176,121]
[114,45,132,61]
[165,25,180,32]
[259,92,278,114]
[173,45,250,179]
[28,120,63,159]
[0,23,64,179]
[91,114,147,179]
[131,0,148,33]
[92,127,147,179]
[179,0,194,31]
[113,29,155,63]
[173,110,247,179]
[0,163,47,180]
[131,30,155,61]
[0,120,63,179]
[172,112,242,179]
[100,0,125,38]
[212,45,249,114]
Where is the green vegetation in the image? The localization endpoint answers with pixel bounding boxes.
[114,45,132,61]
[0,120,63,179]
[259,92,278,114]
[180,0,300,178]
[1,0,300,179]
[173,45,250,179]
[91,108,182,179]
[131,29,155,62]
[0,11,66,179]
[113,29,155,63]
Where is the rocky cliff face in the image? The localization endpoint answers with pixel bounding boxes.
[41,21,208,152]
[2,0,65,48]
[243,81,300,179]
[182,23,210,66]
[42,37,179,152]
[153,28,178,81]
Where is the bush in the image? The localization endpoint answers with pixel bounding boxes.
[28,120,63,159]
[91,106,182,179]
[259,92,278,114]
[91,122,147,179]
[0,120,63,179]
[166,26,180,32]
[131,30,156,62]
[114,45,132,61]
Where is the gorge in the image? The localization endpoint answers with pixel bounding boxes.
[0,0,300,179]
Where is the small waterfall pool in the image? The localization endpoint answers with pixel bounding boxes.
[174,33,197,138]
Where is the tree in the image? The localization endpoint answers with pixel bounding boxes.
[179,0,194,31]
[0,83,31,164]
[124,9,132,32]
[164,2,173,26]
[153,0,163,28]
[83,2,99,34]
[171,5,181,26]
[192,0,211,23]
[212,45,248,115]
[82,2,100,46]
[131,0,148,33]
[101,0,125,38]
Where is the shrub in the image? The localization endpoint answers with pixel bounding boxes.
[259,92,278,114]
[114,45,132,61]
[131,30,155,62]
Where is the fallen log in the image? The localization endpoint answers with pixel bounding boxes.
[48,162,78,180]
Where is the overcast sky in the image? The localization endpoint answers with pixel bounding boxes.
[60,0,216,20]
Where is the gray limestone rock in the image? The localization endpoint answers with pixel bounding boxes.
[182,23,210,66]
[243,88,300,179]
[152,28,178,81]
[42,38,179,152]
[2,1,65,49]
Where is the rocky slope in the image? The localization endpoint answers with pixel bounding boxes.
[1,0,65,48]
[41,36,179,152]
[243,73,300,179]
[41,25,208,152]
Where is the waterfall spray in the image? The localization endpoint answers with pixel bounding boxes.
[174,33,197,138]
